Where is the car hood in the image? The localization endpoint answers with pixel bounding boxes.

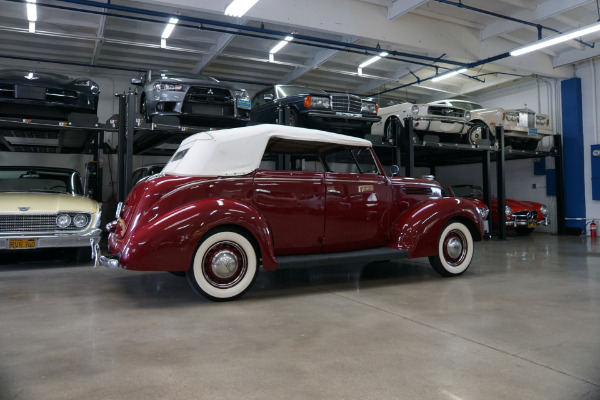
[0,192,99,214]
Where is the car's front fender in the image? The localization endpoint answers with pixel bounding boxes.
[117,198,277,272]
[388,198,484,258]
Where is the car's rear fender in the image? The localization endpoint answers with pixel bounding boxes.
[388,197,484,258]
[119,198,277,272]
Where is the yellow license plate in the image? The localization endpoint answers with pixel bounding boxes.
[528,222,536,228]
[9,239,37,249]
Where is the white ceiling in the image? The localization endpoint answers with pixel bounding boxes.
[0,0,599,102]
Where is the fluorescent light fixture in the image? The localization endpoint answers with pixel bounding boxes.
[269,35,294,62]
[161,18,178,39]
[357,52,388,76]
[510,21,600,56]
[431,68,467,82]
[26,0,36,33]
[26,0,37,21]
[358,52,388,69]
[225,0,259,17]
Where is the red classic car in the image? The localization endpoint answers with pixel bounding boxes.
[446,184,550,235]
[94,124,487,301]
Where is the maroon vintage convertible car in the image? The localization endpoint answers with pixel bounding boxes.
[94,124,487,301]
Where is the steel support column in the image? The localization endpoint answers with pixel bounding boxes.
[495,126,506,240]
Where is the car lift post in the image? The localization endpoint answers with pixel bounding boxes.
[495,126,506,240]
[554,134,566,235]
[116,94,126,202]
[403,117,414,178]
[116,91,136,202]
[482,148,492,238]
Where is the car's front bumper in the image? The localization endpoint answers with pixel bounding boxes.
[506,215,551,228]
[412,117,469,133]
[0,228,102,250]
[306,111,381,123]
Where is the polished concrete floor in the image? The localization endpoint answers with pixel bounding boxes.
[1,233,599,400]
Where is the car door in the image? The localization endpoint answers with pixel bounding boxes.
[252,168,326,255]
[322,147,394,253]
[250,86,278,123]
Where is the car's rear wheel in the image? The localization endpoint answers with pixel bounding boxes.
[187,228,258,301]
[429,221,473,277]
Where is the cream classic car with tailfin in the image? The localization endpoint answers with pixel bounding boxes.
[0,166,102,262]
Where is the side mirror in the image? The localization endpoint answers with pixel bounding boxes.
[390,165,400,177]
[131,78,143,86]
[263,94,274,102]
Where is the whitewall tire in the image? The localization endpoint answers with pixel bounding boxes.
[429,221,474,277]
[187,229,258,301]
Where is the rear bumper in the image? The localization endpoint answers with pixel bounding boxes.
[507,215,550,228]
[91,240,121,269]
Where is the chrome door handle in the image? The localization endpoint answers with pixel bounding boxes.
[255,188,271,194]
[327,189,341,194]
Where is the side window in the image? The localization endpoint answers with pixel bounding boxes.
[351,148,379,174]
[252,88,275,108]
[325,147,379,174]
[260,153,325,172]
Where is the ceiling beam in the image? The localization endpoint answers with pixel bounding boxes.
[481,0,594,42]
[387,0,427,21]
[280,36,358,83]
[192,18,247,74]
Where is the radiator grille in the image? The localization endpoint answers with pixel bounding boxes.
[46,88,79,105]
[513,210,537,222]
[401,187,433,195]
[0,83,15,99]
[185,87,232,105]
[518,111,536,128]
[427,106,466,118]
[0,213,91,233]
[331,94,362,113]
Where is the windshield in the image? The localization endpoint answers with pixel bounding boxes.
[151,71,219,82]
[276,85,327,98]
[450,185,483,198]
[448,101,483,111]
[0,168,83,195]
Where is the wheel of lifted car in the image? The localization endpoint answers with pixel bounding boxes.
[464,121,491,145]
[140,94,150,122]
[288,109,303,127]
[187,228,259,301]
[429,220,473,277]
[384,117,401,142]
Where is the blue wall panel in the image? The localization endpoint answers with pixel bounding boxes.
[561,78,586,232]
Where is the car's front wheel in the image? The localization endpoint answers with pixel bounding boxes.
[429,221,474,277]
[187,228,258,301]
[464,121,491,145]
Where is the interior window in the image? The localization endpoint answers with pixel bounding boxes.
[351,148,379,174]
[324,147,378,174]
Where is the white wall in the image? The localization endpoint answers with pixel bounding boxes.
[575,61,600,224]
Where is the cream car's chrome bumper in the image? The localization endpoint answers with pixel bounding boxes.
[0,229,102,250]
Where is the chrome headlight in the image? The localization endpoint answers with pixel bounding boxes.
[411,105,419,115]
[235,89,249,100]
[540,205,548,215]
[506,112,518,122]
[505,205,512,217]
[153,82,184,91]
[476,206,489,219]
[56,214,72,229]
[536,115,548,125]
[465,111,471,121]
[361,101,377,114]
[310,96,331,109]
[73,214,89,228]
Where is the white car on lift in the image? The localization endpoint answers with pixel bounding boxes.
[429,99,553,150]
[371,102,471,144]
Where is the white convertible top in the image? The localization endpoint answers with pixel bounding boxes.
[162,124,372,177]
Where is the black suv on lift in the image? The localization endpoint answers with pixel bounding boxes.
[250,85,380,137]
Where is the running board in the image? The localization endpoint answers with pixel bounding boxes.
[275,248,409,270]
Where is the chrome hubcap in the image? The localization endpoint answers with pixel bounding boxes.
[211,250,239,279]
[446,237,463,259]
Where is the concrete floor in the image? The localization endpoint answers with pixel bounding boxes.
[1,233,599,400]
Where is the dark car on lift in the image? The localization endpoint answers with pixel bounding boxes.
[131,70,251,127]
[0,69,100,120]
[250,85,380,136]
